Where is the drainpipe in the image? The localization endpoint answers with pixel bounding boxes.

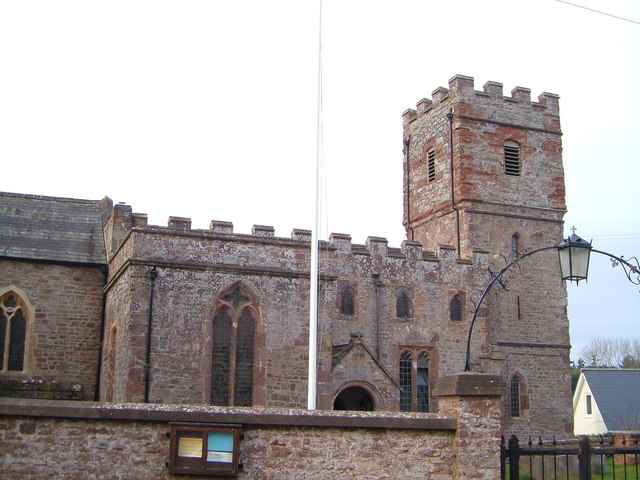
[447,110,461,256]
[144,267,158,403]
[93,265,108,401]
[403,136,415,241]
[372,274,383,360]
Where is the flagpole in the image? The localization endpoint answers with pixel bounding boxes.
[307,0,323,410]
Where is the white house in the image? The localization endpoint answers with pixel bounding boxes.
[573,369,640,435]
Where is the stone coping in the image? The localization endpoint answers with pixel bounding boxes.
[0,398,457,431]
[433,373,506,397]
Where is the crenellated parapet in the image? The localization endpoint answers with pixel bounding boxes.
[402,74,566,256]
[103,204,490,279]
[403,74,560,130]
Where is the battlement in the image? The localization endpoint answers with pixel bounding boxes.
[403,74,560,127]
[105,203,489,267]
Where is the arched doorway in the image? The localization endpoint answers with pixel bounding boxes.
[333,385,375,411]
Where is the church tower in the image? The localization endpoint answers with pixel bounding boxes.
[402,74,565,256]
[402,75,573,436]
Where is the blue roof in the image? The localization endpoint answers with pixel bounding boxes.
[583,369,640,432]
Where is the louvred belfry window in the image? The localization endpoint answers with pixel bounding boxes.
[504,141,521,176]
[211,285,257,406]
[427,149,436,182]
[0,293,28,372]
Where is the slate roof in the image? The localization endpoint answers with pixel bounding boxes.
[583,369,640,432]
[0,191,110,265]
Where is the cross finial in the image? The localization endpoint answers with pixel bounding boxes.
[571,226,577,235]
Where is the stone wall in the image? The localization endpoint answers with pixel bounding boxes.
[0,259,104,400]
[402,75,564,256]
[0,373,505,480]
[101,219,491,413]
[0,402,456,480]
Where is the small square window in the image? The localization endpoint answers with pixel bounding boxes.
[169,424,241,476]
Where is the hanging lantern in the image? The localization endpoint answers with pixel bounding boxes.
[558,233,592,284]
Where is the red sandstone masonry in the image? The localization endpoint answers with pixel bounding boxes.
[0,260,103,400]
[402,75,571,438]
[101,222,492,413]
[0,373,503,480]
[0,399,456,480]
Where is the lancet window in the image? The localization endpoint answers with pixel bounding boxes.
[338,282,357,315]
[0,292,28,373]
[396,287,413,319]
[509,373,529,418]
[449,293,464,322]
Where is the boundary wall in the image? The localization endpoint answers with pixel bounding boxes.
[1,373,504,480]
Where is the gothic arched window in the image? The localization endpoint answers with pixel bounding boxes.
[396,287,412,319]
[338,283,357,315]
[211,285,257,407]
[449,293,463,322]
[0,292,28,372]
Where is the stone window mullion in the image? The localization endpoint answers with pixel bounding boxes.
[227,313,239,406]
[411,358,418,411]
[0,293,28,373]
[211,285,258,407]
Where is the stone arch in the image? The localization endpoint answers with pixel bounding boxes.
[332,381,381,411]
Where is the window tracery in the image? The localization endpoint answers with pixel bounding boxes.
[0,292,28,373]
[211,284,257,406]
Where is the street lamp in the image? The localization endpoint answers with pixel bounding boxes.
[557,233,592,284]
[464,231,638,371]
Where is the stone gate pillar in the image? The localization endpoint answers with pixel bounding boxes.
[433,373,505,480]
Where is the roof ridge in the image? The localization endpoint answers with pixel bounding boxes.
[0,191,103,205]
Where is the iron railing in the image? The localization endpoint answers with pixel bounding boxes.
[502,434,640,480]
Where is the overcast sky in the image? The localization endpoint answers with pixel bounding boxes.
[1,0,638,362]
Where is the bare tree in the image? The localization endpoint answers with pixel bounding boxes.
[581,338,640,368]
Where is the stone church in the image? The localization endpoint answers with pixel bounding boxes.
[0,75,573,438]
